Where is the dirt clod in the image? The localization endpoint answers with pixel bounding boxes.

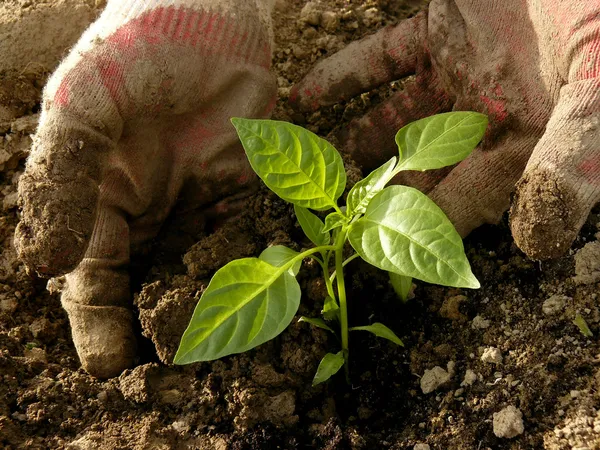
[493,405,525,438]
[420,365,452,394]
[573,240,600,285]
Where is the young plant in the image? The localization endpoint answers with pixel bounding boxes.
[174,112,488,385]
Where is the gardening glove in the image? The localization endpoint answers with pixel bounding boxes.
[15,0,276,378]
[291,0,600,260]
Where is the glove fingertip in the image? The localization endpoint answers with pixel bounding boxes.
[15,173,98,277]
[510,169,582,260]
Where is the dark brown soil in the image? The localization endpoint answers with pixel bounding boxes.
[2,1,600,449]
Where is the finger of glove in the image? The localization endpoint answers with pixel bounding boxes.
[14,111,110,277]
[427,133,538,238]
[61,206,135,378]
[510,80,600,260]
[290,11,428,112]
[339,77,452,171]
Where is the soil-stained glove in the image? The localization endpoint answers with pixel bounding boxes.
[291,0,600,260]
[15,0,276,378]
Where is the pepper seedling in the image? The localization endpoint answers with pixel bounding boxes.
[174,112,487,385]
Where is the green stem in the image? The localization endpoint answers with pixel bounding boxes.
[329,253,360,283]
[321,250,336,301]
[308,254,324,266]
[279,245,337,278]
[332,204,345,216]
[334,229,350,382]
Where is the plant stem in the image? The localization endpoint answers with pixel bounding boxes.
[288,245,336,270]
[329,253,360,283]
[334,230,350,382]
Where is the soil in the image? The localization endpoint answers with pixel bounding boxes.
[2,1,600,449]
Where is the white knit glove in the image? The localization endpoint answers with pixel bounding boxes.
[15,0,276,378]
[292,0,600,260]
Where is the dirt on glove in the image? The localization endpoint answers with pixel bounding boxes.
[2,1,600,449]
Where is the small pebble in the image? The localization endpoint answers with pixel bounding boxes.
[0,297,18,314]
[413,444,430,450]
[299,2,321,26]
[291,44,307,59]
[481,347,503,365]
[570,390,580,398]
[573,241,600,285]
[320,11,339,32]
[97,391,108,403]
[461,369,478,386]
[493,405,525,438]
[24,347,47,363]
[472,315,491,329]
[542,295,569,315]
[420,366,451,394]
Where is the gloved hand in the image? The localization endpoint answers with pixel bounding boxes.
[291,0,600,260]
[15,0,276,378]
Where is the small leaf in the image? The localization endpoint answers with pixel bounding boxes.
[174,258,300,364]
[350,322,404,346]
[395,112,488,171]
[294,205,330,246]
[322,295,340,321]
[573,313,593,337]
[299,316,335,333]
[232,118,346,210]
[323,212,348,232]
[313,351,345,386]
[348,185,480,289]
[259,245,302,276]
[346,157,397,215]
[389,272,413,303]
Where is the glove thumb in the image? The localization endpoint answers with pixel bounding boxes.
[510,80,600,259]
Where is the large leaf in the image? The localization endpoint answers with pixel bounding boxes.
[395,112,488,171]
[259,245,302,276]
[348,185,480,288]
[350,322,404,346]
[232,118,346,210]
[389,272,413,303]
[294,205,330,246]
[313,351,345,386]
[346,157,397,215]
[174,258,300,364]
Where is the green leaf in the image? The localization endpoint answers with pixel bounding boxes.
[346,157,397,215]
[299,316,334,333]
[389,272,413,303]
[350,322,404,346]
[313,351,345,386]
[294,205,330,246]
[322,295,340,321]
[323,212,348,232]
[395,112,488,171]
[348,185,480,289]
[232,118,346,210]
[259,245,302,276]
[174,258,300,364]
[573,313,593,337]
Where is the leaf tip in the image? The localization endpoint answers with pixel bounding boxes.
[172,348,186,365]
[466,275,481,289]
